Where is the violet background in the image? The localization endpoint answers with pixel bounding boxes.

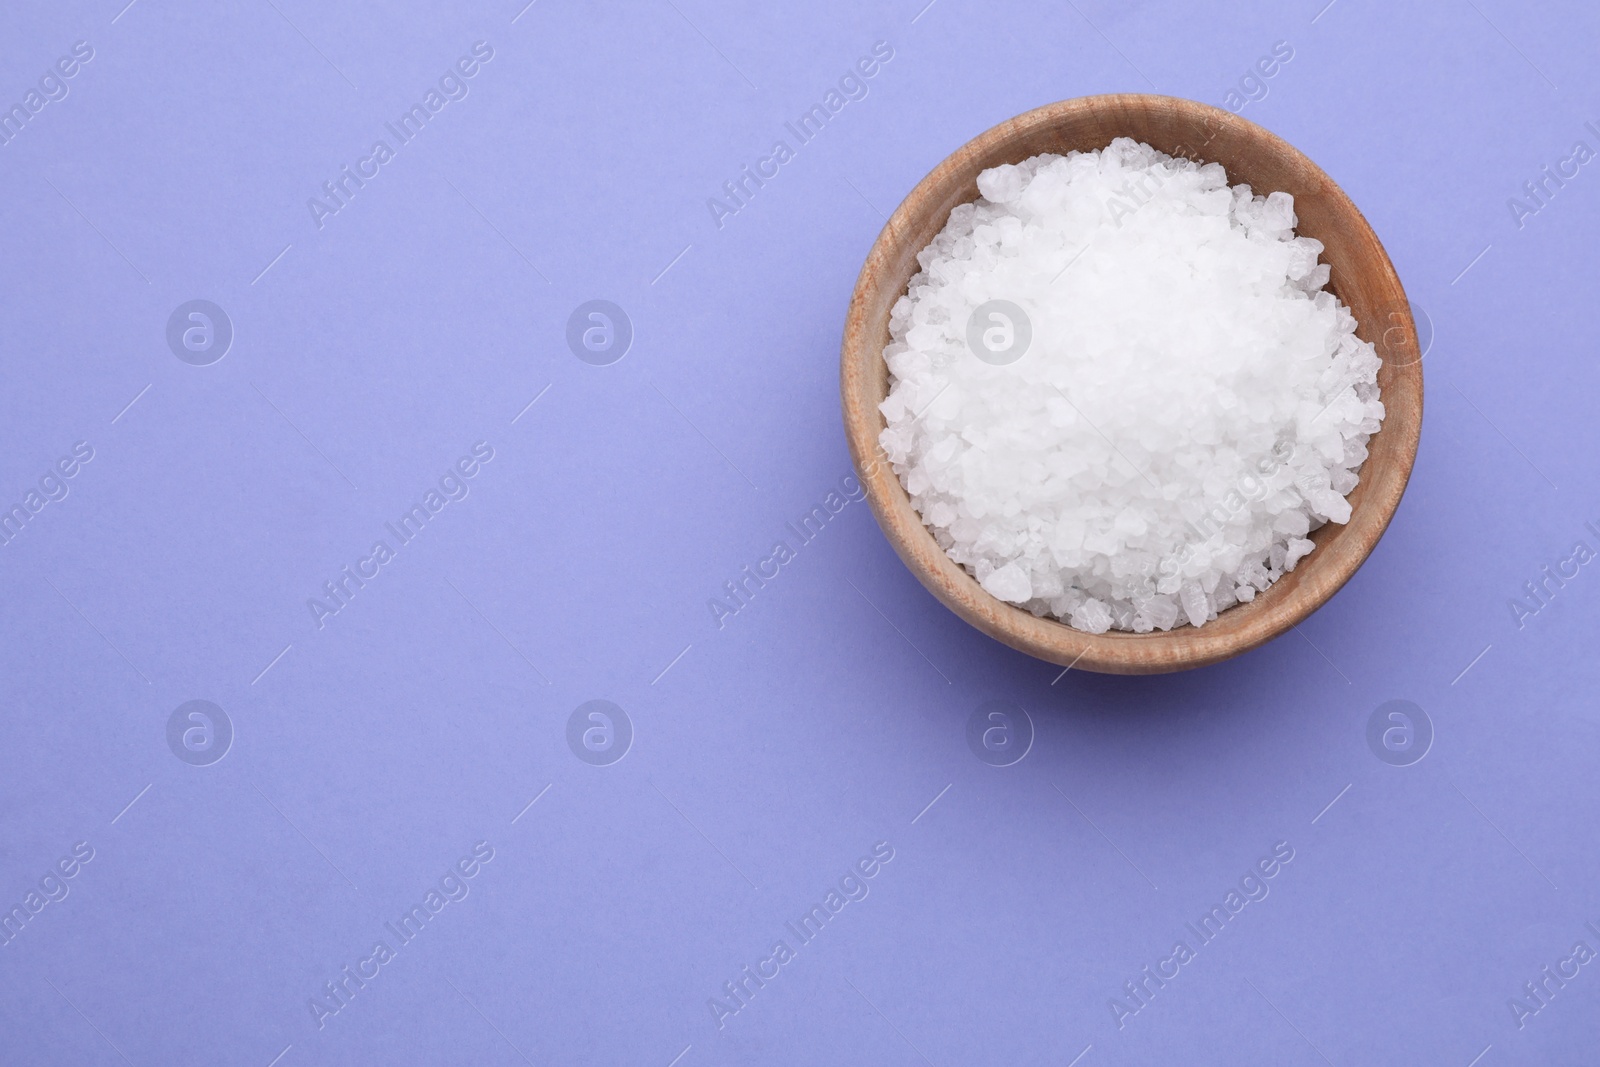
[1,0,1597,1064]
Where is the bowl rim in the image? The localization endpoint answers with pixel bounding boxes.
[839,93,1424,675]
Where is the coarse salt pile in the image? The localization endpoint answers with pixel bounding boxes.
[877,138,1384,633]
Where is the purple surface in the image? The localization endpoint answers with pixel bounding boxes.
[2,1,1598,1064]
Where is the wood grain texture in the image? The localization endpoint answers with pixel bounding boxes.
[839,94,1423,674]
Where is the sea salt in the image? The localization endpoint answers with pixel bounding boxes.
[877,138,1384,633]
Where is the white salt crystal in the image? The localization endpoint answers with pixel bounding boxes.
[878,138,1384,632]
[1071,598,1114,634]
[1179,582,1210,628]
[981,560,1033,603]
[1143,594,1181,631]
[1284,537,1316,570]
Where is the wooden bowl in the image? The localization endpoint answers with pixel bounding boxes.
[840,94,1423,675]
